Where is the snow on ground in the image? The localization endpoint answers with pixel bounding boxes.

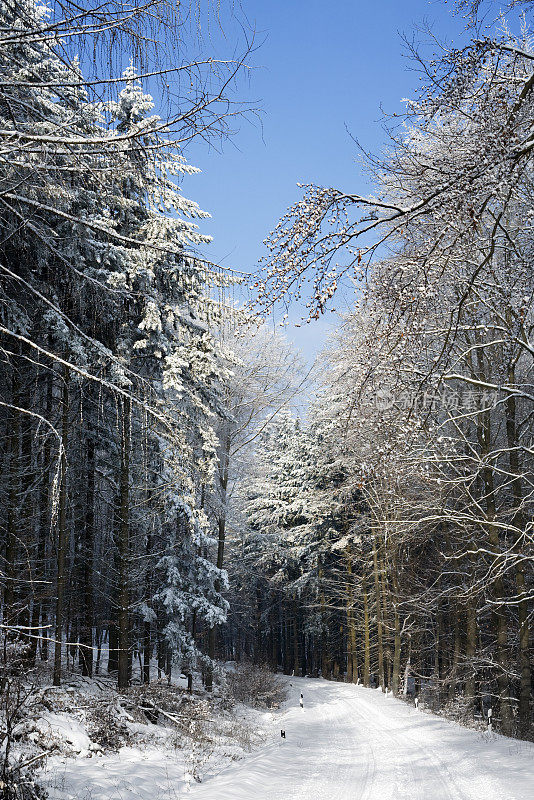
[40,677,534,800]
[44,745,195,800]
[29,712,93,757]
[38,682,269,800]
[190,678,534,800]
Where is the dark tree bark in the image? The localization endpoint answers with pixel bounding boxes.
[53,364,69,687]
[117,397,131,690]
[79,425,95,677]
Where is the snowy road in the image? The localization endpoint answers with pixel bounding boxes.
[192,678,534,800]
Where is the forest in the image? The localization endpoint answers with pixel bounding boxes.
[1,0,533,795]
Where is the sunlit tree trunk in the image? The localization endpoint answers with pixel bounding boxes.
[345,548,358,683]
[372,534,385,691]
[362,574,371,688]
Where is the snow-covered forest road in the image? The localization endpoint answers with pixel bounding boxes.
[192,678,534,800]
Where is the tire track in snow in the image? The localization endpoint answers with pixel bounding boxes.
[190,679,532,800]
[352,689,512,800]
[350,692,462,800]
[354,732,376,800]
[281,686,367,800]
[345,692,429,800]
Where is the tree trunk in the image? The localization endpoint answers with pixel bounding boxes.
[345,548,358,683]
[38,371,53,662]
[19,380,34,658]
[504,365,531,735]
[372,536,385,691]
[117,397,130,690]
[465,595,477,700]
[362,574,371,688]
[320,584,330,679]
[392,603,401,694]
[448,602,461,700]
[480,430,512,731]
[378,537,390,689]
[53,365,69,686]
[403,635,411,696]
[206,429,231,691]
[79,429,95,677]
[3,378,19,642]
[292,600,300,676]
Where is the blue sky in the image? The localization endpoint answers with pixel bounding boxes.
[182,1,473,361]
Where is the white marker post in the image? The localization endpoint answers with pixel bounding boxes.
[487,707,493,732]
[414,696,419,709]
[300,693,304,710]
